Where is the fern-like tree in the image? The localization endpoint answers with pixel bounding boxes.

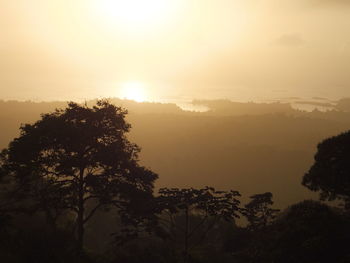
[242,192,280,230]
[157,187,241,262]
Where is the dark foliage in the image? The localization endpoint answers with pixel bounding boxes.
[232,200,350,263]
[1,100,158,252]
[157,187,240,262]
[242,192,280,230]
[303,130,350,204]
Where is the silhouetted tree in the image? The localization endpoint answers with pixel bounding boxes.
[111,195,160,247]
[1,100,158,253]
[240,200,350,263]
[242,192,279,230]
[302,130,350,208]
[0,152,14,231]
[157,187,240,262]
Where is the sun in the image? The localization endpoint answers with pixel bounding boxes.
[91,0,179,32]
[120,82,147,102]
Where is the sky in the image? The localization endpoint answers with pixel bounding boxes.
[0,0,350,103]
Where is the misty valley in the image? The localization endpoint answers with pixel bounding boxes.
[0,99,350,262]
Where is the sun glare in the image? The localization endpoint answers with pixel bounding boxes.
[120,82,148,102]
[91,0,179,32]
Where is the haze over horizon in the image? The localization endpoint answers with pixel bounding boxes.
[1,0,350,207]
[2,2,350,260]
[1,0,350,103]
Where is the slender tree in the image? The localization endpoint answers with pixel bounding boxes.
[1,100,158,252]
[242,192,280,231]
[157,187,241,263]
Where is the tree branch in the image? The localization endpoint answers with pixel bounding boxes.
[83,203,102,224]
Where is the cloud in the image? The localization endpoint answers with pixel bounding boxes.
[316,0,350,4]
[308,0,350,7]
[273,34,305,47]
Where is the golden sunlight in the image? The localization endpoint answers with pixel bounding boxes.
[91,0,180,32]
[119,82,148,102]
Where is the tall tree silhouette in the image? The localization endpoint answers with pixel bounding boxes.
[1,100,158,252]
[302,130,350,208]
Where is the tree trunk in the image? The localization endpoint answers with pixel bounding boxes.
[77,167,85,256]
[184,207,189,263]
[77,209,84,251]
[45,209,57,232]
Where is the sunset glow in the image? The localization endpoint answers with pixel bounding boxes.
[91,0,180,32]
[1,0,350,260]
[119,82,148,102]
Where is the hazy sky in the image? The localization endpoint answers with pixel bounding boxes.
[1,0,349,102]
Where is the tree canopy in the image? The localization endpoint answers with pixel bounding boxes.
[157,187,241,262]
[242,192,279,230]
[302,130,350,203]
[1,100,158,251]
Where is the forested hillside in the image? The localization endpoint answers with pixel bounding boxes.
[1,99,350,208]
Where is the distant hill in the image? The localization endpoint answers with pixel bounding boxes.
[1,99,350,209]
[193,99,296,116]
